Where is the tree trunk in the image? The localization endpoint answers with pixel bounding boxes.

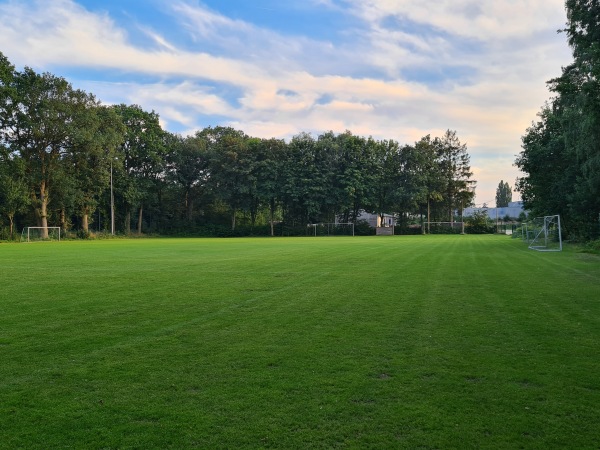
[231,208,236,231]
[427,198,431,234]
[8,213,14,240]
[39,181,49,239]
[60,208,67,233]
[137,204,143,234]
[82,212,89,232]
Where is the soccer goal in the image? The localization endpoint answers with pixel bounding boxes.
[527,215,562,251]
[307,223,355,236]
[20,227,61,242]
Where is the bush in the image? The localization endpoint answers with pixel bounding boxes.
[354,220,375,236]
[465,211,494,234]
[76,229,92,240]
[0,226,11,241]
[582,239,600,254]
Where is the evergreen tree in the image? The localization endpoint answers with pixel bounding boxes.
[495,180,512,207]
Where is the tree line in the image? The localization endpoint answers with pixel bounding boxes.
[0,51,475,239]
[516,0,600,240]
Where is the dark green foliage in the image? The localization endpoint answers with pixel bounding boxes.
[0,155,29,239]
[582,239,600,254]
[465,209,494,234]
[112,104,167,234]
[353,219,375,236]
[435,130,475,221]
[495,180,512,207]
[516,1,600,240]
[76,228,92,239]
[0,52,476,236]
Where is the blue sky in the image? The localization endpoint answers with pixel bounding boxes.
[0,0,572,204]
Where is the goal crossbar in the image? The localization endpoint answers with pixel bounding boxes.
[21,227,61,242]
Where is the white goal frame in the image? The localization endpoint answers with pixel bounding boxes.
[528,215,562,252]
[20,227,61,242]
[308,223,355,236]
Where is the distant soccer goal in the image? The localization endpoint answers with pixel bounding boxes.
[20,227,61,242]
[527,215,562,252]
[307,223,355,236]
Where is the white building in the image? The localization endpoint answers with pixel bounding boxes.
[336,211,395,228]
[463,201,528,220]
[353,211,396,228]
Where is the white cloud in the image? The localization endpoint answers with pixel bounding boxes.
[343,0,566,40]
[0,0,573,203]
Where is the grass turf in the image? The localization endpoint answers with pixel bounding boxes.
[1,235,599,448]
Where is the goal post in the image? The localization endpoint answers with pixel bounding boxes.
[307,223,355,236]
[527,215,562,251]
[20,227,61,242]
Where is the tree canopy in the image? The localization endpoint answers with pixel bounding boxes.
[515,1,600,240]
[0,51,477,238]
[495,180,512,208]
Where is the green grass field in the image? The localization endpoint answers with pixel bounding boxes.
[1,235,599,449]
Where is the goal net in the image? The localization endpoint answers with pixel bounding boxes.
[307,223,355,236]
[20,227,61,242]
[527,215,562,251]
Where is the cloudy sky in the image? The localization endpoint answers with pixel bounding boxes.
[0,0,572,205]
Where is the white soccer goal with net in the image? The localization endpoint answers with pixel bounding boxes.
[20,227,61,242]
[307,223,355,236]
[527,215,562,251]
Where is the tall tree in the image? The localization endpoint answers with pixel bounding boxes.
[249,137,287,235]
[112,104,166,234]
[495,180,512,207]
[394,142,429,229]
[200,126,251,230]
[64,104,125,232]
[516,1,600,239]
[0,52,15,134]
[435,130,475,223]
[0,154,29,238]
[166,133,209,224]
[414,135,443,232]
[368,138,401,225]
[282,132,333,225]
[516,103,576,223]
[3,67,92,237]
[334,131,378,223]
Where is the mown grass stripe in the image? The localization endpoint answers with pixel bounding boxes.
[1,235,599,448]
